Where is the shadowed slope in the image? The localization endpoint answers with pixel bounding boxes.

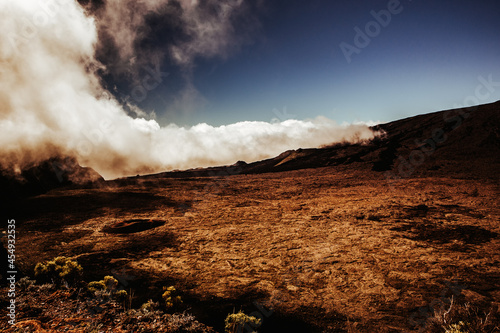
[140,101,499,180]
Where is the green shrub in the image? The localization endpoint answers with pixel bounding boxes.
[162,286,182,310]
[34,256,82,285]
[88,275,125,303]
[141,299,159,312]
[103,275,118,291]
[115,289,128,303]
[87,280,106,293]
[444,321,469,333]
[225,311,261,333]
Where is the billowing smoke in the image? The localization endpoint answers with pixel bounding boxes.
[90,0,261,78]
[91,0,263,115]
[0,0,379,180]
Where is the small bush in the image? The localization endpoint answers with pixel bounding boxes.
[88,280,106,293]
[103,275,118,291]
[444,321,469,333]
[225,311,261,333]
[425,296,499,333]
[88,275,126,303]
[115,289,128,303]
[93,289,111,302]
[38,283,55,293]
[167,312,216,332]
[141,299,159,312]
[120,309,215,333]
[162,286,182,310]
[16,276,36,291]
[34,256,82,285]
[121,307,164,328]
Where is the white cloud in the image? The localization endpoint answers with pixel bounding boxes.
[0,0,380,179]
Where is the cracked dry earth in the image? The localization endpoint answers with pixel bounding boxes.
[11,166,500,332]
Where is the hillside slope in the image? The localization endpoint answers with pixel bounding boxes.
[141,101,499,180]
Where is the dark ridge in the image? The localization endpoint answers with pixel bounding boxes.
[0,156,104,201]
[134,100,500,180]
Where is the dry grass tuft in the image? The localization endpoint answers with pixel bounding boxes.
[425,297,500,333]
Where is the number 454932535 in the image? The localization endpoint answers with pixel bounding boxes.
[7,219,16,269]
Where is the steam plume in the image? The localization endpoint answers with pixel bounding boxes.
[92,0,260,75]
[0,0,379,179]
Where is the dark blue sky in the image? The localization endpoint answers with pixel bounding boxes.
[111,0,500,126]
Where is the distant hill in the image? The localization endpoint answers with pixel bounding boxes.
[139,101,499,181]
[0,157,104,200]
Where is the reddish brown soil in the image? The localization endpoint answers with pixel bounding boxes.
[4,165,500,332]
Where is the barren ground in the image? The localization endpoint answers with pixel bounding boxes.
[4,164,500,332]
